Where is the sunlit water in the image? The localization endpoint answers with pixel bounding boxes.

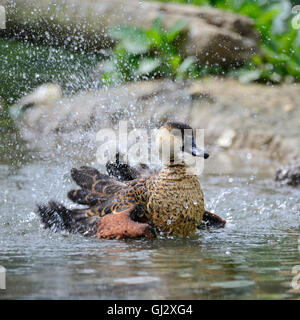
[0,140,299,300]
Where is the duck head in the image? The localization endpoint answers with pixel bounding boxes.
[156,121,209,165]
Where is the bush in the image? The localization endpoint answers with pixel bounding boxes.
[158,0,300,83]
[100,18,198,86]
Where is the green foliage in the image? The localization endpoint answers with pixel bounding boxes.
[157,0,300,83]
[0,38,100,106]
[0,38,101,129]
[100,18,198,85]
[227,0,300,83]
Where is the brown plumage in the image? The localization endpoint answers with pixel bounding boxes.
[37,121,226,239]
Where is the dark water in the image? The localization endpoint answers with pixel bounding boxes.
[0,144,299,299]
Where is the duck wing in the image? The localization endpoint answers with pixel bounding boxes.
[67,166,127,206]
[37,166,154,238]
[106,152,155,181]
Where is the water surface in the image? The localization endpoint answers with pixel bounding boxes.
[0,142,299,299]
[0,38,299,300]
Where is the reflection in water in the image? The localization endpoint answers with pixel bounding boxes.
[0,147,300,299]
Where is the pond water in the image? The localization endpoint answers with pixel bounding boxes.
[0,136,299,299]
[0,39,299,300]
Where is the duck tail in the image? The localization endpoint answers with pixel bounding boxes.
[198,211,226,229]
[37,201,97,236]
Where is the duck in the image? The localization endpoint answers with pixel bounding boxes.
[37,121,226,239]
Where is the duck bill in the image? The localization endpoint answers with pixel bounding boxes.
[191,146,209,159]
[183,136,209,159]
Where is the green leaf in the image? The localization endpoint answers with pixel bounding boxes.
[109,26,151,54]
[145,29,163,47]
[286,60,300,77]
[176,56,197,79]
[136,58,161,75]
[255,7,280,40]
[151,17,164,34]
[260,69,282,83]
[166,19,187,42]
[101,71,123,86]
[238,69,262,83]
[276,30,297,52]
[177,56,196,74]
[262,46,290,64]
[238,3,262,20]
[166,54,182,70]
[251,55,263,66]
[256,7,280,29]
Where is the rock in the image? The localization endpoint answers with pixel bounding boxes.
[13,78,300,170]
[2,0,258,66]
[9,83,62,120]
[217,128,236,148]
[12,80,193,161]
[275,164,300,186]
[282,104,295,113]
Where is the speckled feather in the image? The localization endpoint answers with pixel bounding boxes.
[67,163,204,236]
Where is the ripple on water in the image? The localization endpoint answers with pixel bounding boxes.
[0,157,299,299]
